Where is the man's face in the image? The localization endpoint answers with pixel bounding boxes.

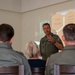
[43,25,51,35]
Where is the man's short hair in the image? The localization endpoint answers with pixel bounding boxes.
[63,23,75,41]
[0,23,14,42]
[42,23,50,27]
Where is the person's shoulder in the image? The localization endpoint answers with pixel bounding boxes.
[35,59,46,62]
[28,59,46,62]
[15,51,24,56]
[15,51,28,60]
[51,33,58,36]
[48,52,61,62]
[52,33,60,39]
[40,36,46,41]
[51,52,60,58]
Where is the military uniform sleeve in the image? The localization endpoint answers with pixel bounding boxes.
[45,58,52,75]
[40,39,42,53]
[45,52,61,75]
[21,55,32,75]
[56,35,63,46]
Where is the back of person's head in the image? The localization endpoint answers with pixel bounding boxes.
[25,41,39,59]
[0,23,14,42]
[63,23,75,42]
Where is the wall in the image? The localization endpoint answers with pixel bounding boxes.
[22,0,68,12]
[0,0,75,52]
[0,0,69,13]
[22,0,75,52]
[0,0,21,12]
[0,10,22,51]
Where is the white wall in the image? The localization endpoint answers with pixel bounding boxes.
[22,0,75,52]
[0,10,22,51]
[0,0,71,13]
[0,0,22,51]
[0,0,69,12]
[0,0,21,12]
[22,0,68,12]
[0,0,75,53]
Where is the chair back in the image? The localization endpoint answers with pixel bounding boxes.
[0,65,24,75]
[54,64,75,75]
[31,67,45,75]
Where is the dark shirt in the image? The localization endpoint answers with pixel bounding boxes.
[40,33,63,60]
[28,59,46,67]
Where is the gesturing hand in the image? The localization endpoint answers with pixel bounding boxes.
[47,35,56,44]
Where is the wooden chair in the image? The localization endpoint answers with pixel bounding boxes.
[31,67,45,75]
[0,65,24,75]
[54,64,75,75]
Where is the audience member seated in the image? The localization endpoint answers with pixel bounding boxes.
[24,41,46,67]
[45,23,75,75]
[0,23,31,75]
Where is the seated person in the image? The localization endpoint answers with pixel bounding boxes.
[0,23,31,75]
[24,41,46,67]
[45,23,75,75]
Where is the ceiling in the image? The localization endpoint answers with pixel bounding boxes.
[0,0,72,12]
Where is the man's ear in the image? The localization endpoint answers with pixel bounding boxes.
[62,35,65,42]
[9,37,14,45]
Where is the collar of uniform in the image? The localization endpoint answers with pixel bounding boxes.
[0,42,13,49]
[63,45,75,51]
[45,33,54,37]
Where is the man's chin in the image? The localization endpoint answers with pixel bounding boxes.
[46,32,50,34]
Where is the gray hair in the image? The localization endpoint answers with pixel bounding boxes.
[25,41,39,58]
